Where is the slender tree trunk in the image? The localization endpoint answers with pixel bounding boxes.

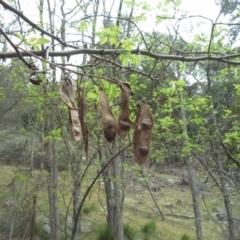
[187,155,203,240]
[45,1,60,238]
[30,136,34,176]
[180,96,203,240]
[47,136,60,240]
[71,147,82,238]
[210,99,236,240]
[215,151,236,240]
[101,147,115,230]
[101,143,124,240]
[112,152,124,240]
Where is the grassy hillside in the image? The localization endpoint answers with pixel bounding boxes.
[0,164,238,240]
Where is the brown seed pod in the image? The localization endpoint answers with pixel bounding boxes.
[69,108,82,141]
[133,104,142,165]
[135,103,154,165]
[78,88,88,154]
[59,76,76,109]
[59,76,81,141]
[30,78,43,85]
[117,84,132,139]
[122,82,133,97]
[99,88,117,143]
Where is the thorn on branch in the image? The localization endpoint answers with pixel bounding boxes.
[136,45,140,53]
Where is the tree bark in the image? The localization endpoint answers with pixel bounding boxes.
[180,96,203,240]
[101,147,115,230]
[210,99,236,240]
[101,142,124,240]
[71,147,82,238]
[47,136,60,240]
[113,150,124,240]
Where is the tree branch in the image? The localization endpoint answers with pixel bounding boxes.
[1,48,240,64]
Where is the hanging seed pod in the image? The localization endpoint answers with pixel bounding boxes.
[59,75,76,109]
[133,104,142,165]
[59,75,81,141]
[135,103,154,165]
[30,78,43,85]
[69,108,82,141]
[99,87,117,143]
[122,82,133,97]
[78,87,88,154]
[117,84,132,139]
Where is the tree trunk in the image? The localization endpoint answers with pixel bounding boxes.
[180,97,203,240]
[30,136,34,177]
[113,152,124,240]
[101,142,124,240]
[215,151,236,240]
[101,147,115,230]
[210,100,236,240]
[71,147,82,238]
[47,136,60,240]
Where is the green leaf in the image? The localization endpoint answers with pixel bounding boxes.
[175,0,181,7]
[87,92,98,99]
[32,44,40,51]
[36,37,50,44]
[29,37,37,43]
[78,21,88,32]
[164,0,171,6]
[15,32,23,40]
[100,36,108,45]
[157,2,162,8]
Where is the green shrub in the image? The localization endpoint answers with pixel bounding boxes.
[82,202,98,214]
[33,222,49,240]
[96,225,115,240]
[141,220,157,240]
[123,224,138,240]
[60,235,68,240]
[181,234,191,240]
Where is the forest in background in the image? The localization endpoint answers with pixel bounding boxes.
[0,0,240,239]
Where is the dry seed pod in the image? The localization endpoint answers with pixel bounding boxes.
[135,103,154,165]
[117,84,132,139]
[122,82,133,97]
[133,104,142,165]
[30,78,43,85]
[59,76,81,141]
[78,88,88,154]
[69,108,82,141]
[59,76,76,109]
[99,88,117,142]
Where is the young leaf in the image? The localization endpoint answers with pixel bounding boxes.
[29,37,37,43]
[15,32,23,40]
[175,0,181,7]
[36,37,50,44]
[32,44,40,51]
[87,92,98,99]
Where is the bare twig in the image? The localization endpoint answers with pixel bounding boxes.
[0,28,36,69]
[0,0,78,49]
